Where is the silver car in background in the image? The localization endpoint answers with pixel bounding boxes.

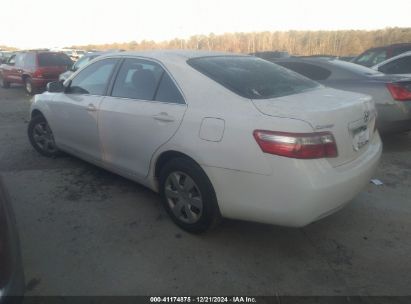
[59,52,105,82]
[270,57,411,134]
[371,51,411,77]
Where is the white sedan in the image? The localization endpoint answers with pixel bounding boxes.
[28,51,382,233]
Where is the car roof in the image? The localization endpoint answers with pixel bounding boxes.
[98,50,243,64]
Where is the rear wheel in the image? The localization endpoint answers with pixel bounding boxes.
[0,74,10,88]
[28,115,60,157]
[159,157,221,233]
[24,77,36,95]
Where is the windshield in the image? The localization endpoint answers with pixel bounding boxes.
[73,55,98,70]
[187,56,319,99]
[353,49,387,67]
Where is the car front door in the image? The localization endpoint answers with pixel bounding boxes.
[98,58,187,180]
[2,54,19,83]
[48,58,119,163]
[12,53,26,84]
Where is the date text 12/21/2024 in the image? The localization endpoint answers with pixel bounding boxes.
[150,297,257,303]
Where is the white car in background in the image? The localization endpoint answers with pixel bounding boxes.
[27,51,382,233]
[372,51,411,77]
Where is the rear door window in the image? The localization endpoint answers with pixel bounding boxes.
[155,72,185,104]
[187,56,319,99]
[111,58,164,100]
[38,53,72,67]
[23,53,36,67]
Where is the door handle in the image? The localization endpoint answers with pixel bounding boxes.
[86,104,97,112]
[152,113,175,122]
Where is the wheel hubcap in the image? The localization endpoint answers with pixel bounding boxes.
[164,172,203,224]
[32,122,58,153]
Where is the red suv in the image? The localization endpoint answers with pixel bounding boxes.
[0,51,72,94]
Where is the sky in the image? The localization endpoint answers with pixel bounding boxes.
[1,0,410,49]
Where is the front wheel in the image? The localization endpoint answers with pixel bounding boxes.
[159,158,221,233]
[24,77,36,95]
[28,115,60,157]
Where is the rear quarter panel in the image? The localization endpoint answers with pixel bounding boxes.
[148,62,314,187]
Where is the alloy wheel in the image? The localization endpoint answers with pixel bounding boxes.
[32,122,58,154]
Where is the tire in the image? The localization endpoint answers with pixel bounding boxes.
[159,157,221,233]
[28,115,60,157]
[24,77,36,95]
[0,73,10,88]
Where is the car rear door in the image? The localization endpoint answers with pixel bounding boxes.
[98,58,187,180]
[48,57,119,163]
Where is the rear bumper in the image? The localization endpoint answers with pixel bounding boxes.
[204,132,382,227]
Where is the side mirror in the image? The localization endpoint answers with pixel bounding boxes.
[46,81,65,93]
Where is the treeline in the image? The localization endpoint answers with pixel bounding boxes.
[69,27,411,56]
[0,45,18,51]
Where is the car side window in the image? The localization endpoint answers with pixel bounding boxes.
[24,53,36,67]
[276,61,332,81]
[15,53,26,67]
[7,55,16,65]
[155,72,185,104]
[379,56,411,74]
[111,58,164,101]
[68,58,118,95]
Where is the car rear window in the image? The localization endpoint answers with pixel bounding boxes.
[38,53,73,67]
[187,56,319,99]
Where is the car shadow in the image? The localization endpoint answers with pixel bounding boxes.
[380,132,411,153]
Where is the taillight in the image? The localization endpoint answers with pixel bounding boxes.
[386,83,411,101]
[253,130,338,159]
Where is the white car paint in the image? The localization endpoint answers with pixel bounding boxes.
[30,51,382,227]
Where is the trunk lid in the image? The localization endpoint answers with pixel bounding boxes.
[252,87,377,167]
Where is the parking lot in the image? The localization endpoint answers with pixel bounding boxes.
[0,85,411,296]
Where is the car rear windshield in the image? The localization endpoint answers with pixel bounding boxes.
[187,56,319,99]
[38,53,72,67]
